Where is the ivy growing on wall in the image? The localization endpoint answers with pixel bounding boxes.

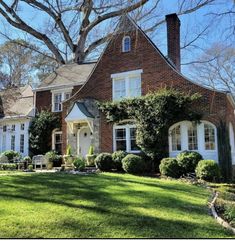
[29,111,60,155]
[217,121,232,182]
[98,89,202,168]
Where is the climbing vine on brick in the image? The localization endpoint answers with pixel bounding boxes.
[98,88,202,168]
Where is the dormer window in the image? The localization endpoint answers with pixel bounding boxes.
[51,88,73,112]
[122,36,131,52]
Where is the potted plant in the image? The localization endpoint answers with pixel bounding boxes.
[45,151,58,170]
[86,145,96,166]
[63,145,75,165]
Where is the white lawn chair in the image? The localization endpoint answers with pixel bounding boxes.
[32,155,47,170]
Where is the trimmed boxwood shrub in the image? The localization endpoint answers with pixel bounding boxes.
[0,163,17,170]
[177,151,203,174]
[73,157,85,171]
[112,151,127,171]
[159,158,182,178]
[95,153,113,171]
[3,150,20,163]
[122,154,145,174]
[195,160,220,182]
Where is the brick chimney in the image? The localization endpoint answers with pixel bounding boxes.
[165,13,181,72]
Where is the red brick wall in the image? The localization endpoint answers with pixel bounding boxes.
[62,24,232,154]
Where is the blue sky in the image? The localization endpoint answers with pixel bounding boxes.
[0,0,234,80]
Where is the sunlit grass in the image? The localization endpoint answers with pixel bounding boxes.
[0,172,232,238]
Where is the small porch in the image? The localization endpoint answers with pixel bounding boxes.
[65,100,100,157]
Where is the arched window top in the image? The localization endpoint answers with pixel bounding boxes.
[122,36,131,52]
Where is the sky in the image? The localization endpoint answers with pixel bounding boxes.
[0,0,234,82]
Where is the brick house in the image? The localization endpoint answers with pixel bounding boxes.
[35,14,235,167]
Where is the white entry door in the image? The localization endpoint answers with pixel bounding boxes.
[78,127,91,157]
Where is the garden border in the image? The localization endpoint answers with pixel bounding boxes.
[210,191,235,235]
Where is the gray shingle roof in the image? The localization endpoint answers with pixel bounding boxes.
[0,85,34,118]
[37,62,96,90]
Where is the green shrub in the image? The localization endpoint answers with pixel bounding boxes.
[122,154,145,174]
[73,157,85,171]
[112,151,127,171]
[95,153,113,171]
[159,158,182,178]
[23,156,32,163]
[177,151,203,174]
[195,160,220,182]
[0,163,17,170]
[224,203,235,226]
[3,150,20,163]
[0,154,8,163]
[28,164,33,171]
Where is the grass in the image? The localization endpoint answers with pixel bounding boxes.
[0,172,232,238]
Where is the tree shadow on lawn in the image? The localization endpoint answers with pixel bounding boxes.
[0,173,232,238]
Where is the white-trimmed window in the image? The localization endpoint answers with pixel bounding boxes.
[122,36,131,52]
[112,69,142,101]
[3,125,7,132]
[11,135,15,151]
[52,89,72,112]
[20,134,24,153]
[114,124,140,153]
[2,134,6,151]
[11,124,15,132]
[188,125,198,150]
[52,130,62,154]
[204,124,215,150]
[171,125,181,151]
[20,123,25,131]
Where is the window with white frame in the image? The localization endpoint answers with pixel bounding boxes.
[122,36,131,52]
[11,124,15,131]
[20,123,25,131]
[114,124,140,153]
[188,125,198,150]
[3,125,7,132]
[112,70,142,101]
[171,125,181,151]
[20,134,24,153]
[11,135,15,151]
[204,124,215,150]
[52,90,72,112]
[53,131,62,154]
[2,134,6,151]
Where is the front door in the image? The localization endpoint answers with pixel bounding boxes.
[78,127,91,157]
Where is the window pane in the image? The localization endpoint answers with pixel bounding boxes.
[130,128,140,151]
[3,125,7,132]
[171,125,181,151]
[123,37,131,52]
[21,123,25,131]
[54,93,62,111]
[11,135,15,151]
[115,128,126,151]
[20,134,24,153]
[129,76,141,97]
[188,125,198,150]
[113,79,126,100]
[204,124,215,150]
[2,134,6,151]
[65,92,71,100]
[11,125,15,131]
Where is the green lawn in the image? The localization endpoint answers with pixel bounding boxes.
[0,172,232,238]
